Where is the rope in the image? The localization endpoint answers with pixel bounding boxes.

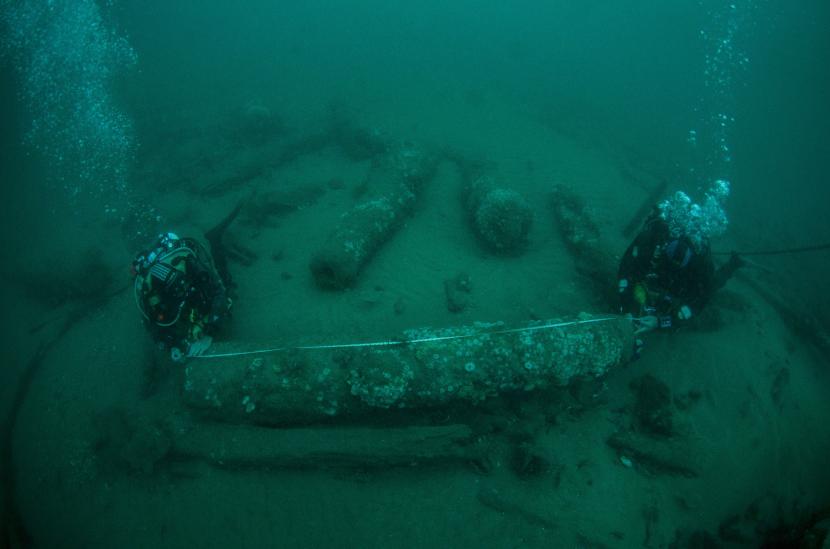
[194,315,622,360]
[714,242,830,257]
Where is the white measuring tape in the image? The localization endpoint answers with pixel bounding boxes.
[194,315,623,360]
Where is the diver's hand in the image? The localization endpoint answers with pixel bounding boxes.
[634,315,658,334]
[187,335,213,357]
[209,295,233,323]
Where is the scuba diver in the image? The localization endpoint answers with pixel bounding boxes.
[132,203,241,361]
[618,181,744,331]
[132,232,231,360]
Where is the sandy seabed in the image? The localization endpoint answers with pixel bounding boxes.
[3,95,829,548]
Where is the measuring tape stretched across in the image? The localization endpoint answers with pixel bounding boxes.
[194,315,623,360]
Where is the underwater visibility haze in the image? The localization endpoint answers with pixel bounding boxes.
[1,1,829,547]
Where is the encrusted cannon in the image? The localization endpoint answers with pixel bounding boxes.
[463,174,533,254]
[310,143,439,289]
[183,315,634,426]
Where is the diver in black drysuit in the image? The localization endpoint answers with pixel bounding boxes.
[132,203,241,360]
[617,211,744,330]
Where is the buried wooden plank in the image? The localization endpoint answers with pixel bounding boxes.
[606,431,706,479]
[171,423,484,471]
[476,486,557,530]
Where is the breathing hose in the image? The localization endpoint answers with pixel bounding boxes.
[714,242,830,257]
